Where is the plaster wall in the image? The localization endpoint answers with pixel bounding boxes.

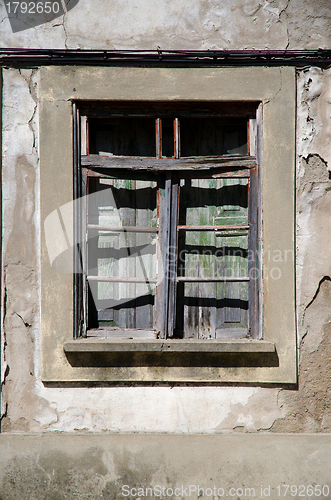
[1,2,331,434]
[0,0,331,50]
[0,434,331,500]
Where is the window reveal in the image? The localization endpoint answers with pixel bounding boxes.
[76,108,259,341]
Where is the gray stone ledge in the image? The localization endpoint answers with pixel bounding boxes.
[63,338,275,353]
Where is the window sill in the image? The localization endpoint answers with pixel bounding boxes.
[63,338,275,354]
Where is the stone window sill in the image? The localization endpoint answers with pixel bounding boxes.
[63,338,275,354]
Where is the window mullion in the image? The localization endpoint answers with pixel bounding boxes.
[167,175,179,336]
[248,165,259,339]
[160,173,172,338]
[156,118,161,159]
[81,168,88,337]
[174,118,180,159]
[73,102,84,338]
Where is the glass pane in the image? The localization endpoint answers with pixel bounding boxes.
[87,177,158,331]
[89,117,156,157]
[180,117,247,156]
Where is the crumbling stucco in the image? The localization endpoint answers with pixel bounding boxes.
[0,0,331,51]
[1,434,331,499]
[1,10,331,433]
[269,68,331,433]
[1,69,40,431]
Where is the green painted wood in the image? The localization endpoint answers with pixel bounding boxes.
[176,177,249,339]
[87,176,158,333]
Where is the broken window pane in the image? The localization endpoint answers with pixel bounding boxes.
[180,117,248,156]
[175,177,249,339]
[87,177,158,332]
[89,117,156,157]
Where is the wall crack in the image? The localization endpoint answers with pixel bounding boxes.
[19,69,38,155]
[15,312,32,329]
[303,276,331,321]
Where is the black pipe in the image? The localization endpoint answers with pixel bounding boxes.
[0,49,331,66]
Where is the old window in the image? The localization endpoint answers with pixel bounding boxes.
[74,103,260,341]
[40,65,296,383]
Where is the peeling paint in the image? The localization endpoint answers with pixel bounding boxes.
[1,6,331,434]
[0,0,330,50]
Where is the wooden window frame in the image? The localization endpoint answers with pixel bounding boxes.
[73,105,260,342]
[40,65,296,383]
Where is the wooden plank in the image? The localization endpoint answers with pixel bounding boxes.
[167,177,179,336]
[87,276,157,283]
[212,170,250,178]
[181,178,198,339]
[81,154,257,171]
[248,166,259,339]
[73,102,83,338]
[198,177,216,339]
[161,175,172,339]
[85,167,249,180]
[178,225,249,231]
[175,118,180,159]
[177,277,249,282]
[135,179,158,329]
[87,329,157,339]
[156,118,161,159]
[85,168,160,181]
[78,101,259,120]
[119,178,135,329]
[215,177,249,336]
[87,224,158,233]
[81,167,88,337]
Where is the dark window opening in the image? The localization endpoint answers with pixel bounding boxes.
[76,104,259,341]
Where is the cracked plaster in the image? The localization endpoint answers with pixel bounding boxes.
[2,65,331,434]
[0,0,330,50]
[1,6,331,434]
[268,68,331,433]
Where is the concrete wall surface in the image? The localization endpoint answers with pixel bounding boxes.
[0,433,331,500]
[1,0,331,438]
[2,64,331,434]
[0,0,331,50]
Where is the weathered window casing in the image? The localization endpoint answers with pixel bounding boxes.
[40,66,296,383]
[75,106,259,342]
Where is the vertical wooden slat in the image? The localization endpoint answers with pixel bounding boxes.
[161,174,172,338]
[167,176,179,336]
[80,115,87,156]
[249,117,257,157]
[135,179,157,329]
[215,178,249,337]
[183,178,199,338]
[156,118,161,159]
[86,177,98,329]
[175,118,180,159]
[248,166,259,338]
[73,102,83,338]
[198,178,216,339]
[81,168,88,336]
[256,104,263,339]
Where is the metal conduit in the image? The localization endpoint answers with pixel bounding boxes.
[0,49,331,66]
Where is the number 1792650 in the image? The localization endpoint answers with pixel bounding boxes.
[6,2,60,14]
